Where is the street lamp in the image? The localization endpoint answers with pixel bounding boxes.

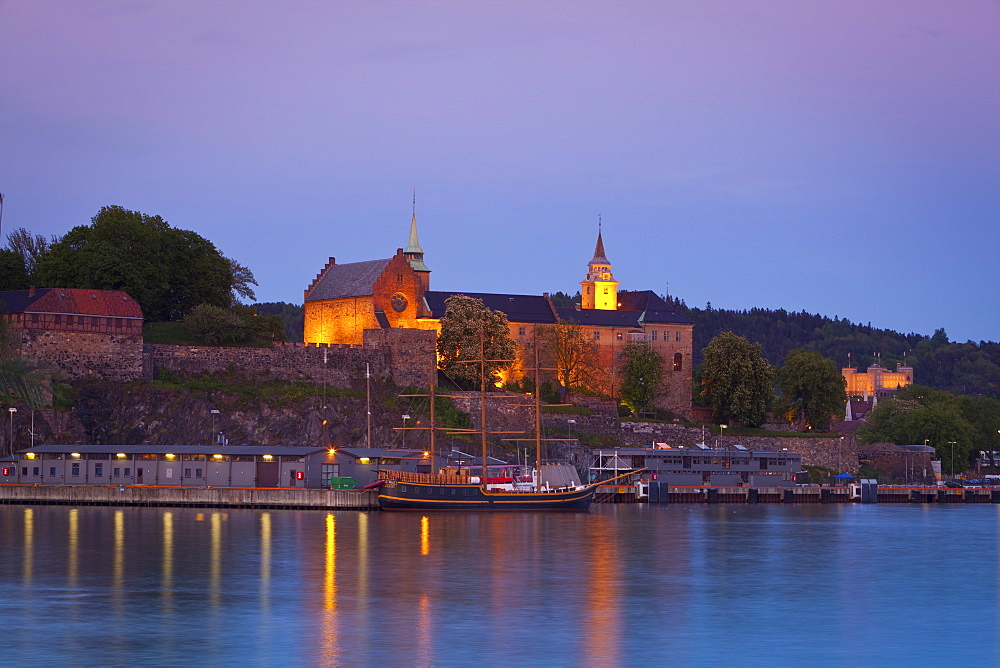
[719,424,727,448]
[401,414,411,448]
[568,419,576,442]
[8,407,16,454]
[210,409,220,445]
[947,441,956,479]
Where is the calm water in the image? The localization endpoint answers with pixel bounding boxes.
[0,503,997,667]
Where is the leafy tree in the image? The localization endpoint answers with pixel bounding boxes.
[0,249,29,290]
[549,291,580,307]
[777,349,846,431]
[437,295,516,388]
[702,331,773,427]
[229,258,258,303]
[255,302,304,342]
[859,385,979,475]
[618,342,664,415]
[183,304,252,345]
[537,321,602,393]
[5,227,53,278]
[34,206,235,321]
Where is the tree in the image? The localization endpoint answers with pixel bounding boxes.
[859,385,979,475]
[0,249,29,290]
[702,331,773,427]
[229,258,258,303]
[537,321,602,394]
[618,342,664,415]
[34,205,236,321]
[437,295,517,388]
[184,304,252,345]
[5,227,53,278]
[777,349,846,431]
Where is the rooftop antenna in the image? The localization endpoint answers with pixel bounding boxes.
[412,187,416,217]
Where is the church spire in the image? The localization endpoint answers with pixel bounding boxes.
[580,216,619,310]
[403,190,430,284]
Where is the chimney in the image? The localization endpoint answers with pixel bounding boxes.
[28,286,35,297]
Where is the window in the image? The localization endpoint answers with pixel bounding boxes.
[22,467,28,476]
[184,468,192,478]
[518,326,526,336]
[397,274,403,283]
[114,468,121,477]
[54,314,62,324]
[32,467,40,476]
[616,332,623,341]
[321,464,339,486]
[124,468,131,477]
[195,468,203,478]
[31,313,38,323]
[91,317,98,326]
[676,331,681,342]
[49,467,56,477]
[95,464,103,476]
[72,463,80,477]
[651,330,657,341]
[593,331,600,341]
[673,353,683,371]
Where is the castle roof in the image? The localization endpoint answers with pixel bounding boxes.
[556,291,691,328]
[0,288,143,319]
[404,213,430,272]
[305,258,393,302]
[423,291,557,324]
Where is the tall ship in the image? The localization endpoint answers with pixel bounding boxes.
[376,343,633,511]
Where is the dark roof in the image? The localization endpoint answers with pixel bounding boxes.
[556,307,644,328]
[619,290,693,324]
[18,444,327,456]
[305,258,392,302]
[423,291,557,324]
[0,288,143,319]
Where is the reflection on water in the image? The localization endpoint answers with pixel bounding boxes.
[0,504,996,665]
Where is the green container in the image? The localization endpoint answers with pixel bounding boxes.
[329,476,358,490]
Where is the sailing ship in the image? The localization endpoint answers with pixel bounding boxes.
[376,336,635,511]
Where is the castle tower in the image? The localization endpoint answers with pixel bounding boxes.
[580,223,619,310]
[403,194,431,290]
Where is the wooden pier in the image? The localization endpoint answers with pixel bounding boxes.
[0,484,380,510]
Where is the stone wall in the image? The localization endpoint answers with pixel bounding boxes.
[19,330,143,381]
[144,342,391,387]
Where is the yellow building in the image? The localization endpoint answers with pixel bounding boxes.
[842,363,914,397]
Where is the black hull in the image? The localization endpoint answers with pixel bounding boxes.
[377,479,596,511]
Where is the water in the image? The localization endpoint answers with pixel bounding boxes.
[0,503,997,666]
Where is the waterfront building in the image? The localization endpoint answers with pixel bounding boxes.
[4,444,447,490]
[590,444,802,487]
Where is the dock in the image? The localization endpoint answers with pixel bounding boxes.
[596,483,1000,504]
[0,484,380,510]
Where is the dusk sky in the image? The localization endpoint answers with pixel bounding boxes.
[2,1,997,346]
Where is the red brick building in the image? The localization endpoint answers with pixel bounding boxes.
[0,287,144,380]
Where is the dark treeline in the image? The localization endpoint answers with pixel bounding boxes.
[663,297,1000,399]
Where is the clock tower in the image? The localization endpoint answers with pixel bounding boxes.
[580,225,619,310]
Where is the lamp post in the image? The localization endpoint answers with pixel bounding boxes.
[210,409,220,445]
[401,414,411,448]
[568,419,576,442]
[719,424,727,448]
[947,441,956,479]
[8,407,16,454]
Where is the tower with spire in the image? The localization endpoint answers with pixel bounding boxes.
[403,190,431,290]
[580,217,619,310]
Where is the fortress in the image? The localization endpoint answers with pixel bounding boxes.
[303,213,694,416]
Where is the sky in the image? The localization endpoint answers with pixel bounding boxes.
[1,1,998,345]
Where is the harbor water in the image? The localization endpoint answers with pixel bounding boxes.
[0,503,996,666]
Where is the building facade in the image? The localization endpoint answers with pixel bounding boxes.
[842,363,914,398]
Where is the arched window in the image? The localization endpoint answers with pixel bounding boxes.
[673,353,683,371]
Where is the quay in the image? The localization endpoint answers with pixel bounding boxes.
[597,482,1000,505]
[0,484,379,510]
[3,483,999,510]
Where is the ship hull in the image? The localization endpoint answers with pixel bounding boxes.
[377,478,595,511]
